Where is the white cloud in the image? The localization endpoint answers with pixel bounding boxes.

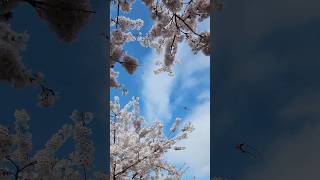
[140,19,210,177]
[175,41,210,90]
[141,28,210,122]
[140,44,210,121]
[166,100,210,177]
[141,52,176,122]
[197,90,210,102]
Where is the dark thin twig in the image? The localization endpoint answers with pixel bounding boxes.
[170,35,176,52]
[174,13,204,37]
[116,0,120,28]
[5,157,37,180]
[83,166,87,180]
[19,161,37,173]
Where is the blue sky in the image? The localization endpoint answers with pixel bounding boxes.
[0,0,107,176]
[110,1,210,179]
[0,1,210,179]
[213,0,320,179]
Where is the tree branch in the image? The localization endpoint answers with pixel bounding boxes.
[18,161,37,173]
[174,13,204,37]
[5,157,37,180]
[83,166,87,180]
[116,0,120,28]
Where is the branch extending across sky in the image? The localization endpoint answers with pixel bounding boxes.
[109,0,212,90]
[0,109,107,179]
[0,0,97,107]
[110,96,194,179]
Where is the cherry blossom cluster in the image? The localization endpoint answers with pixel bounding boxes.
[110,6,143,88]
[32,0,95,42]
[1,0,95,42]
[0,97,195,179]
[0,22,57,107]
[140,0,211,75]
[0,0,96,107]
[0,109,108,180]
[110,96,194,179]
[0,22,29,89]
[109,0,214,86]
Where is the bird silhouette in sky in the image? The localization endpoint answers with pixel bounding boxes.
[235,143,262,160]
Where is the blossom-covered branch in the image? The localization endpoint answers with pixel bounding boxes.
[1,0,95,42]
[0,0,96,107]
[109,0,214,88]
[110,96,194,179]
[0,109,108,179]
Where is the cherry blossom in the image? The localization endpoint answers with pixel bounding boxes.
[109,0,215,88]
[0,96,194,179]
[0,0,97,107]
[110,96,194,179]
[0,109,104,180]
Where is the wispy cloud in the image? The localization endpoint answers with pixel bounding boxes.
[141,51,176,122]
[140,43,210,122]
[166,98,210,178]
[140,18,210,122]
[140,19,210,178]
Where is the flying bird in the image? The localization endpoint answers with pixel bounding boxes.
[235,143,262,160]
